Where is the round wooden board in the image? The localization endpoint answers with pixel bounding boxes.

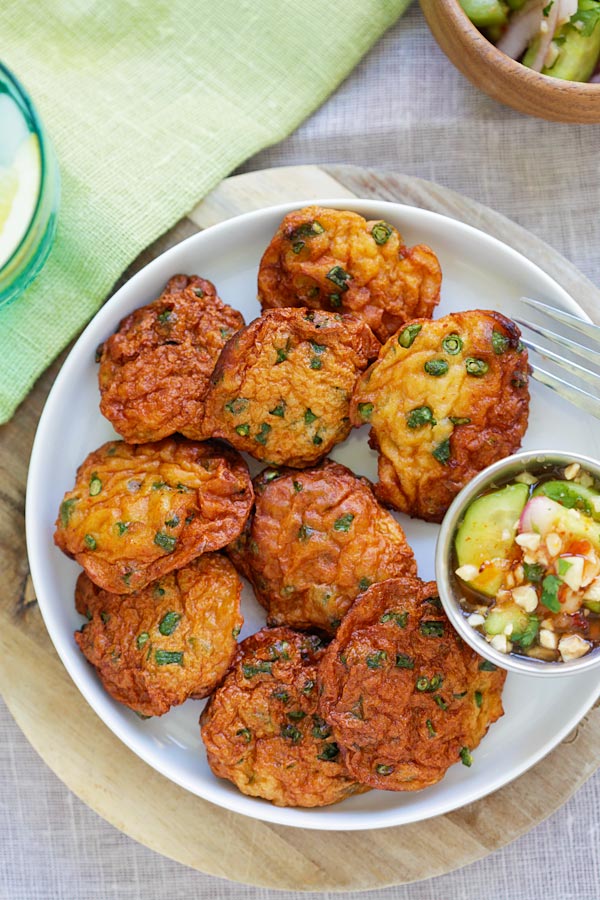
[2,164,600,892]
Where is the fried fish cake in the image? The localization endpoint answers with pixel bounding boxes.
[74,553,243,717]
[257,206,441,343]
[351,310,530,522]
[98,274,244,443]
[200,627,367,807]
[54,438,253,594]
[228,460,417,634]
[202,307,379,468]
[318,577,506,791]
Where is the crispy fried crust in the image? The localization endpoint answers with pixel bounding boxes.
[54,438,253,594]
[202,307,380,467]
[74,554,243,716]
[257,206,441,342]
[228,460,416,634]
[200,627,368,807]
[350,310,530,522]
[98,274,244,442]
[318,577,506,791]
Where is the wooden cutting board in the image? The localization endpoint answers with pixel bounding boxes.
[2,164,600,892]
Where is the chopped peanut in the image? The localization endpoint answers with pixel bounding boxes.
[490,634,511,654]
[455,564,479,582]
[539,629,558,650]
[511,585,538,613]
[546,533,562,557]
[516,532,541,551]
[558,634,590,662]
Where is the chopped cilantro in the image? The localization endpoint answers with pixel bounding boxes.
[541,575,562,613]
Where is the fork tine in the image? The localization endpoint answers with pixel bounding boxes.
[520,297,600,344]
[513,317,600,368]
[530,365,600,421]
[523,338,600,391]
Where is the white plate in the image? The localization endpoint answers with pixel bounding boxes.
[26,199,600,831]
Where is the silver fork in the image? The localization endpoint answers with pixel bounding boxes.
[513,297,600,420]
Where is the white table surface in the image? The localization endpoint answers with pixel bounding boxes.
[4,5,600,898]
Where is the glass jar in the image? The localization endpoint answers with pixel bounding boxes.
[0,61,60,310]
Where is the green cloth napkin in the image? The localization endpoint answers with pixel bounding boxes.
[0,0,410,423]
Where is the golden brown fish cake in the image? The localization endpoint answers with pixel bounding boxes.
[74,553,243,717]
[202,307,379,468]
[257,206,441,342]
[228,460,416,634]
[98,274,244,442]
[350,310,530,523]
[318,577,506,791]
[54,438,253,594]
[200,627,368,807]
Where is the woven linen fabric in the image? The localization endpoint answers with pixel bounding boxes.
[0,0,409,423]
[4,5,600,900]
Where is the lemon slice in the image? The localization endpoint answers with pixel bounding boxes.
[0,133,41,270]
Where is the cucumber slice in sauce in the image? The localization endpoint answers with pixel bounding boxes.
[455,483,529,597]
[532,480,600,522]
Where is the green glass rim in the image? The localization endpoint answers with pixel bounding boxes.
[0,60,51,277]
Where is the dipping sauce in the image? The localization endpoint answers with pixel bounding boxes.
[454,460,600,663]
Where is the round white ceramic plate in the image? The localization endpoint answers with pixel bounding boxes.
[26,199,600,831]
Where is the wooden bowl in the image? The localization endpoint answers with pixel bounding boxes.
[420,0,600,123]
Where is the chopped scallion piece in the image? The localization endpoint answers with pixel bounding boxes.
[242,661,273,678]
[420,621,444,637]
[155,650,183,666]
[407,405,436,428]
[424,359,449,376]
[158,611,181,636]
[317,742,340,761]
[366,650,387,669]
[460,746,473,767]
[465,357,489,377]
[395,653,414,669]
[371,222,393,244]
[154,531,177,553]
[398,324,422,348]
[492,329,510,355]
[442,333,463,355]
[432,438,451,465]
[381,610,408,627]
[60,498,77,526]
[89,474,102,496]
[333,513,354,532]
[326,265,351,293]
